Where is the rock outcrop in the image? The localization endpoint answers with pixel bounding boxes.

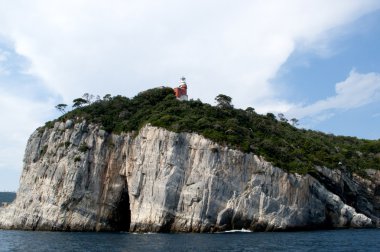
[0,121,379,231]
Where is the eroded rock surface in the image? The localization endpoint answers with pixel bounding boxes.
[0,122,379,231]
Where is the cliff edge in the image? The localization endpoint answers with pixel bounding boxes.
[1,121,379,232]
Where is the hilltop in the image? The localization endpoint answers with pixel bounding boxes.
[47,87,380,175]
[1,88,379,232]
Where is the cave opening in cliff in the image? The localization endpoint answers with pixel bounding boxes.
[111,187,131,231]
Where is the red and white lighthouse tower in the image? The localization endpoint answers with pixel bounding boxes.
[174,77,188,101]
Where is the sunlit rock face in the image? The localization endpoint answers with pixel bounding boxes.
[0,122,378,232]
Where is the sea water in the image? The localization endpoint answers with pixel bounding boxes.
[0,229,379,251]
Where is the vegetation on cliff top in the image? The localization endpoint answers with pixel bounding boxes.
[51,87,380,175]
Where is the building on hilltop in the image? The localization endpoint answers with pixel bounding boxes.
[174,77,188,101]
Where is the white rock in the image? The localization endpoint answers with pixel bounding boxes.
[0,124,377,232]
[351,213,372,228]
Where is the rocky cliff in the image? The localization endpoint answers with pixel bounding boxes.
[0,121,379,232]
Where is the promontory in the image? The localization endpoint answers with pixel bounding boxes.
[1,86,379,232]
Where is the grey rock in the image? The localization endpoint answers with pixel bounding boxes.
[0,124,378,232]
[65,120,74,129]
[351,213,372,228]
[58,122,65,131]
[98,129,106,138]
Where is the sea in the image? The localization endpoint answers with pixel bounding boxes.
[0,229,379,251]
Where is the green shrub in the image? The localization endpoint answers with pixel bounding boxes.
[79,144,89,152]
[45,121,55,129]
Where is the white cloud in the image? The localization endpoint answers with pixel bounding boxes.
[287,70,380,120]
[0,0,379,108]
[0,88,55,172]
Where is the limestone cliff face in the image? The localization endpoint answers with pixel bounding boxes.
[0,121,379,232]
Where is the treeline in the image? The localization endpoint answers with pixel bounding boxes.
[51,87,380,175]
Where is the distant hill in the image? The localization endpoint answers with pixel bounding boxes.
[0,192,16,203]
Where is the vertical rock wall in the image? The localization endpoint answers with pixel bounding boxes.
[0,122,378,231]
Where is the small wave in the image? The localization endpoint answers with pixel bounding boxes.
[130,232,157,235]
[221,229,252,233]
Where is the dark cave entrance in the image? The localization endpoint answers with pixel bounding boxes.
[111,187,131,231]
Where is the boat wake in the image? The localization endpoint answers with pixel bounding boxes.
[219,229,252,233]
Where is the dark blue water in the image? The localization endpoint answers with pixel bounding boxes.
[0,229,379,251]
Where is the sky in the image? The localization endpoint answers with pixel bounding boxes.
[0,0,380,191]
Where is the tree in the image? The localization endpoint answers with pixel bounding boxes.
[245,107,255,115]
[215,94,233,109]
[55,104,67,114]
[95,95,101,102]
[266,113,276,120]
[82,93,94,104]
[290,118,299,126]
[278,113,288,122]
[72,98,88,108]
[103,94,112,101]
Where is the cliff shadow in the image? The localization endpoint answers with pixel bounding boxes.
[110,187,131,231]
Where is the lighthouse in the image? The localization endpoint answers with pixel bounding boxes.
[174,77,188,101]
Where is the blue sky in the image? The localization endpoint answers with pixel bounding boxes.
[275,9,380,138]
[0,1,380,191]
